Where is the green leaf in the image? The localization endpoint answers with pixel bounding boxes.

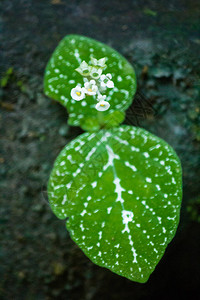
[143,8,157,17]
[1,67,14,88]
[78,111,125,132]
[44,35,136,131]
[48,125,182,283]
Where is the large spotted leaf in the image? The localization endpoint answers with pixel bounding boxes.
[44,35,136,132]
[48,125,182,283]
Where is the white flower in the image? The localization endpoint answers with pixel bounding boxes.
[71,85,85,101]
[96,100,110,111]
[75,61,90,76]
[84,80,98,95]
[89,67,102,79]
[91,57,107,68]
[100,73,114,88]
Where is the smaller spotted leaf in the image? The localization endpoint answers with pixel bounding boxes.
[44,35,136,132]
[48,126,182,283]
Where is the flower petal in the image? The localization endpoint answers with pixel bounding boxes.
[107,80,114,88]
[96,100,110,111]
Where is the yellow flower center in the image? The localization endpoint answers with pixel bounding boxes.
[88,88,92,92]
[100,104,105,107]
[76,91,81,96]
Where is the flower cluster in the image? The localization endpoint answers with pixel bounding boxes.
[70,57,114,111]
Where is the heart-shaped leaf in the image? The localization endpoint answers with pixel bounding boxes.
[48,125,182,283]
[44,35,136,131]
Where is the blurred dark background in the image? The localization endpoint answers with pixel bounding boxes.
[0,0,200,299]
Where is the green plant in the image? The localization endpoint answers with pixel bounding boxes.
[44,35,182,283]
